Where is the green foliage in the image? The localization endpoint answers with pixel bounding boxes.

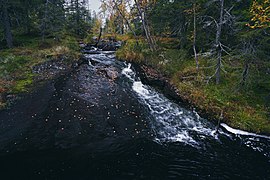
[157,49,189,76]
[12,34,40,48]
[0,55,30,75]
[150,0,189,36]
[156,38,180,49]
[65,0,92,37]
[63,36,80,52]
[11,72,34,93]
[84,33,95,44]
[0,0,94,49]
[116,39,149,62]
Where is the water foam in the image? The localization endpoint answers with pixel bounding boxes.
[121,64,215,147]
[221,123,270,140]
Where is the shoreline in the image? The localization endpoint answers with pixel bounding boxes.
[128,61,270,136]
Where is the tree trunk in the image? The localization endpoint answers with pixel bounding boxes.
[216,50,222,84]
[95,27,102,47]
[241,60,249,86]
[193,3,199,71]
[76,0,80,35]
[134,0,156,51]
[42,0,49,41]
[24,0,31,34]
[1,0,13,48]
[26,9,31,34]
[112,0,139,46]
[215,0,224,84]
[121,19,124,34]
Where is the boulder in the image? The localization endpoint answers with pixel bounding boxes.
[96,67,119,81]
[105,67,119,80]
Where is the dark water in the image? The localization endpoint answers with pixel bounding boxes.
[0,50,269,179]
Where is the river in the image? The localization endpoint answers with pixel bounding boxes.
[0,49,269,179]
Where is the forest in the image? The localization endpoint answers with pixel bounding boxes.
[0,0,270,179]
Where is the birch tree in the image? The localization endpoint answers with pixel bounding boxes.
[215,0,225,84]
[134,0,156,51]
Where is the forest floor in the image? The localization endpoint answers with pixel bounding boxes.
[116,37,270,134]
[0,34,80,109]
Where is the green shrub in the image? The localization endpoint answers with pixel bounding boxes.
[63,36,80,51]
[0,55,30,74]
[84,33,95,44]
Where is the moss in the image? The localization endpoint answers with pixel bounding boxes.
[0,34,81,109]
[0,55,31,75]
[11,76,34,93]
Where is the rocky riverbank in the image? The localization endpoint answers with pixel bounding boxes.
[132,64,222,125]
[116,40,270,135]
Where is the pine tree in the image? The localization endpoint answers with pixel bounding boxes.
[0,0,13,48]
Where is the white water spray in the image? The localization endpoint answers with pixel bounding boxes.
[122,64,216,147]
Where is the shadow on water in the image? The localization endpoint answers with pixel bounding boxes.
[0,49,269,179]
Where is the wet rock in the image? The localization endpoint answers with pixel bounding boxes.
[139,65,166,87]
[134,64,183,103]
[82,49,101,54]
[85,39,122,52]
[95,67,119,80]
[0,93,6,106]
[105,67,119,80]
[6,94,16,100]
[84,44,96,50]
[79,42,86,48]
[32,56,78,82]
[98,41,122,51]
[82,46,100,54]
[97,42,115,51]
